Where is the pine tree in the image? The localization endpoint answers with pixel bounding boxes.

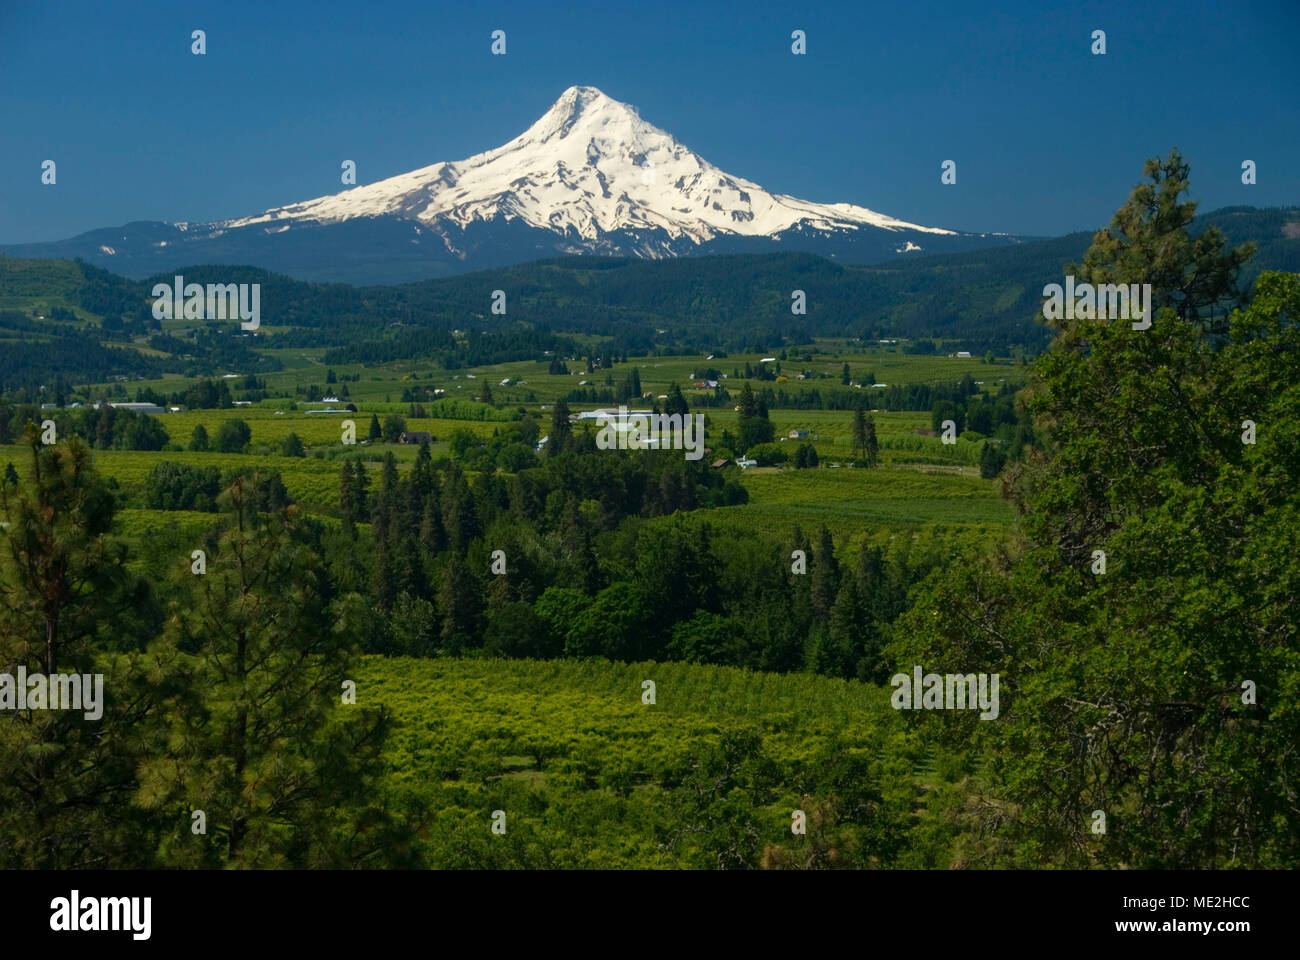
[664,383,689,417]
[371,528,398,612]
[351,459,368,519]
[547,398,572,457]
[0,431,160,867]
[810,525,839,624]
[851,543,888,682]
[438,554,482,655]
[440,463,480,549]
[419,496,445,553]
[737,382,758,419]
[339,460,356,537]
[411,439,435,504]
[1027,147,1257,564]
[850,407,868,460]
[979,441,1006,479]
[827,576,865,679]
[136,479,408,867]
[1070,147,1254,329]
[737,383,773,451]
[372,452,400,538]
[559,497,600,594]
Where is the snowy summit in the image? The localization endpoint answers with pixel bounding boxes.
[224,85,956,253]
[3,86,1015,282]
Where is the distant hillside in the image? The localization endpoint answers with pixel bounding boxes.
[840,204,1300,344]
[373,204,1300,351]
[1,205,1295,389]
[0,256,278,391]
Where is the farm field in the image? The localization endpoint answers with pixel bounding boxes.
[0,442,362,515]
[358,655,955,869]
[156,408,501,451]
[702,465,1012,539]
[5,374,1004,527]
[0,444,1001,540]
[91,342,1028,413]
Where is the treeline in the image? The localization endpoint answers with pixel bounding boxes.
[0,330,165,393]
[322,325,581,369]
[302,408,942,682]
[0,325,276,395]
[6,202,1289,386]
[0,402,169,450]
[747,377,988,412]
[127,416,939,679]
[144,460,291,511]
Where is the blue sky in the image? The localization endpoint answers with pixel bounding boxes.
[2,0,1296,245]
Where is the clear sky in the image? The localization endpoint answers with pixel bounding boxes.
[1,0,1296,245]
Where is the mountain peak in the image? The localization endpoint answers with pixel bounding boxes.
[524,85,644,144]
[557,84,613,107]
[218,85,961,252]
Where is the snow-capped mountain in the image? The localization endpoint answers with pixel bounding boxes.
[3,86,1018,284]
[225,85,957,250]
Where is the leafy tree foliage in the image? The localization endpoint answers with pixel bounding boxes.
[891,152,1298,868]
[215,418,251,453]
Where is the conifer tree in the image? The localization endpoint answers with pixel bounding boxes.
[0,430,160,867]
[547,398,572,457]
[351,459,368,518]
[890,153,1296,868]
[810,525,839,624]
[851,407,877,465]
[136,478,407,867]
[339,460,356,537]
[664,383,689,417]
